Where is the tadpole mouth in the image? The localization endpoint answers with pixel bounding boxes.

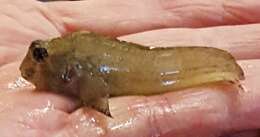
[30,40,48,62]
[21,68,35,81]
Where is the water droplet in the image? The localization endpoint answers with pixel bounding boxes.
[160,70,180,76]
[75,125,79,129]
[99,65,111,73]
[110,117,136,130]
[8,77,31,90]
[149,46,156,49]
[162,80,176,86]
[25,100,54,121]
[90,117,96,123]
[99,65,118,74]
[61,72,71,83]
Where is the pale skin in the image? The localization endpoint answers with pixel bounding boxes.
[0,0,260,137]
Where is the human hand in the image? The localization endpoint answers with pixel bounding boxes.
[0,0,260,137]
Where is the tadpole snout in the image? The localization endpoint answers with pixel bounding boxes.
[21,68,35,80]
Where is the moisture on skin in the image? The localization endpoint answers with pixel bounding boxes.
[19,31,245,117]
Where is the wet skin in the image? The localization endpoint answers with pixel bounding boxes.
[19,31,244,116]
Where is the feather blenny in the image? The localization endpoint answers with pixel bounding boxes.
[20,31,244,116]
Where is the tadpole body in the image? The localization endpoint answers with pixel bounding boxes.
[20,31,244,116]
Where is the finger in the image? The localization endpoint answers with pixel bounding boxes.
[221,129,260,137]
[55,59,260,137]
[0,0,62,52]
[0,47,21,66]
[120,23,260,60]
[43,0,260,36]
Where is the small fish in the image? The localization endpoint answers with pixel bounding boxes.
[20,31,244,117]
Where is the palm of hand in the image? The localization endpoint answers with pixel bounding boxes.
[1,0,260,137]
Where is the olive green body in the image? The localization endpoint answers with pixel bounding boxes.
[20,31,244,116]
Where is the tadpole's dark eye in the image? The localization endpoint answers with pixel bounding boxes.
[32,47,48,62]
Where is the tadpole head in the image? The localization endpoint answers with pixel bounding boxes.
[19,40,47,83]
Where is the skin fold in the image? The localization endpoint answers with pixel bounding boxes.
[1,0,260,136]
[20,31,244,116]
